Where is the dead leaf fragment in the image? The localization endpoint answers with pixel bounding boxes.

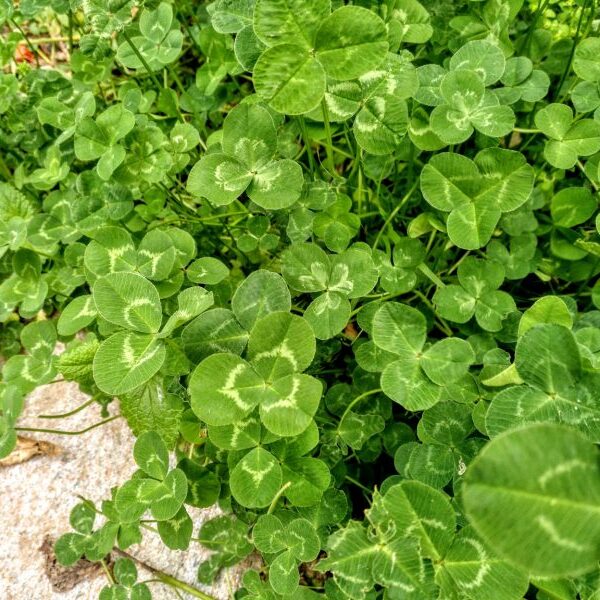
[0,436,61,467]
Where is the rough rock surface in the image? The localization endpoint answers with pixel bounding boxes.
[0,380,246,600]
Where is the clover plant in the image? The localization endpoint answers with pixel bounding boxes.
[2,0,600,598]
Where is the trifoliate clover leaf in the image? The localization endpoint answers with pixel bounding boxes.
[435,526,529,600]
[420,148,534,249]
[116,3,183,72]
[230,447,283,508]
[463,423,600,577]
[535,103,600,169]
[433,257,515,331]
[388,0,433,46]
[74,104,135,180]
[486,325,600,440]
[430,69,514,144]
[187,104,303,208]
[372,302,474,410]
[253,5,388,114]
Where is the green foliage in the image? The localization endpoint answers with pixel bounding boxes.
[2,1,600,599]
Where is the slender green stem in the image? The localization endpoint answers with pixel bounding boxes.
[344,475,373,494]
[67,10,74,54]
[513,127,540,134]
[123,31,177,114]
[100,559,115,584]
[113,548,216,600]
[11,19,40,67]
[338,388,382,426]
[577,159,599,191]
[16,415,120,435]
[321,100,335,175]
[555,0,590,99]
[417,263,445,288]
[267,481,292,514]
[372,180,418,249]
[38,398,95,419]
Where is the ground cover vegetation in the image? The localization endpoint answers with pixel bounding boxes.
[1,0,600,598]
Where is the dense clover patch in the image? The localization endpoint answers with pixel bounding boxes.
[2,0,600,599]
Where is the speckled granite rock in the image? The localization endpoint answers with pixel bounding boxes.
[0,380,248,600]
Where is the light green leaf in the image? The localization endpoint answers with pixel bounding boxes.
[449,40,506,85]
[421,338,475,385]
[133,431,169,480]
[93,332,166,395]
[189,353,264,425]
[93,272,162,334]
[137,230,177,281]
[573,37,600,83]
[247,158,303,209]
[261,373,322,437]
[436,526,529,600]
[160,287,213,337]
[231,270,291,330]
[182,308,248,363]
[229,447,283,508]
[253,0,330,48]
[254,45,326,115]
[463,423,600,577]
[353,95,409,155]
[247,311,315,380]
[315,6,388,81]
[186,154,252,206]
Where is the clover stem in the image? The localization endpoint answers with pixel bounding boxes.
[338,388,383,427]
[513,128,540,134]
[344,475,372,495]
[38,398,95,419]
[321,99,336,176]
[372,180,418,250]
[67,10,74,54]
[11,19,40,67]
[554,0,591,100]
[297,117,317,174]
[123,31,173,108]
[16,415,120,435]
[417,263,445,289]
[113,548,217,600]
[100,558,115,584]
[267,481,292,514]
[576,160,599,192]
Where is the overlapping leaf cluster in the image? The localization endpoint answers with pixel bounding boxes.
[2,0,600,598]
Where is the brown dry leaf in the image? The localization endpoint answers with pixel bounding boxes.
[40,535,106,593]
[0,436,61,467]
